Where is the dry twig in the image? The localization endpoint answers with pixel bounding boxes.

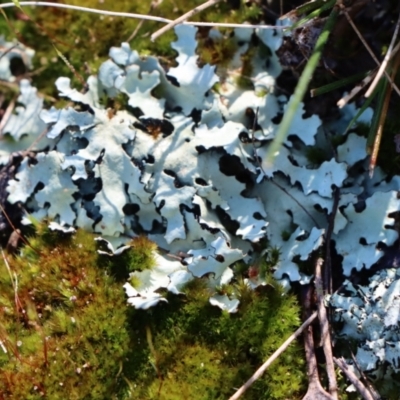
[126,0,163,42]
[151,0,222,41]
[228,310,318,400]
[0,2,285,31]
[302,321,334,400]
[338,5,400,102]
[368,46,400,177]
[337,70,375,108]
[333,357,379,400]
[349,351,381,400]
[300,284,334,400]
[365,9,400,97]
[315,257,338,399]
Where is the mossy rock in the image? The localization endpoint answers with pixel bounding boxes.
[0,224,130,399]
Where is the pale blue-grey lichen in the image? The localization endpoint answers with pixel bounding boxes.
[2,25,399,317]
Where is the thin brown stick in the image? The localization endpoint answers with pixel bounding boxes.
[126,0,163,42]
[25,127,49,152]
[369,48,400,177]
[301,284,333,400]
[333,358,377,400]
[315,257,338,399]
[228,310,318,400]
[0,44,19,63]
[349,351,381,400]
[336,43,400,108]
[0,96,16,136]
[151,0,222,41]
[302,318,333,400]
[340,6,400,98]
[337,70,375,108]
[365,9,400,97]
[304,322,319,389]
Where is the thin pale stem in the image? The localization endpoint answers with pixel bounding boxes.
[337,70,375,108]
[337,46,400,108]
[151,0,222,41]
[369,48,400,177]
[228,311,318,400]
[333,358,376,400]
[126,0,162,42]
[341,5,400,98]
[0,96,16,136]
[0,2,286,30]
[365,10,400,97]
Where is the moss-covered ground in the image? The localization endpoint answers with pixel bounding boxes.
[0,0,261,100]
[119,279,306,400]
[0,223,306,399]
[0,224,130,399]
[3,1,400,398]
[0,3,310,397]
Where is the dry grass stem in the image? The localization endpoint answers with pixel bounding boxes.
[228,310,318,400]
[333,358,378,400]
[0,2,286,30]
[126,0,163,42]
[151,0,222,41]
[340,5,400,98]
[365,10,400,97]
[337,39,400,107]
[0,96,16,136]
[369,48,400,176]
[337,70,375,108]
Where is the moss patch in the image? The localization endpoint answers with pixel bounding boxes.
[0,224,130,399]
[2,0,262,99]
[121,278,306,400]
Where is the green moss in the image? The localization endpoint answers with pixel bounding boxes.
[121,277,306,400]
[0,226,306,399]
[0,224,130,399]
[306,145,331,166]
[281,230,292,241]
[1,0,263,100]
[127,236,158,271]
[231,246,280,283]
[103,236,158,277]
[329,133,348,148]
[196,29,238,70]
[234,45,258,89]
